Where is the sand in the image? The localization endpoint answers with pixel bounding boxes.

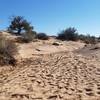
[0,32,100,100]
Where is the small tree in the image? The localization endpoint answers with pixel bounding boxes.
[8,16,33,35]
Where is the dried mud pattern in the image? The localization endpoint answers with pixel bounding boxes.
[0,52,100,100]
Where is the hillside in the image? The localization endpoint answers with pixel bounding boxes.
[0,32,100,100]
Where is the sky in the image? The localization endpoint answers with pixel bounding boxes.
[0,0,100,36]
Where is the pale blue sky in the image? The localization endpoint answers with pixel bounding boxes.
[0,0,100,36]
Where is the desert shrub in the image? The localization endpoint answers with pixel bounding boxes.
[0,35,17,66]
[56,31,66,40]
[98,36,100,42]
[87,36,97,44]
[79,34,97,44]
[57,27,97,44]
[21,31,37,43]
[57,27,78,41]
[37,33,49,40]
[8,16,33,35]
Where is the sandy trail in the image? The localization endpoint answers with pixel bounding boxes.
[0,51,100,100]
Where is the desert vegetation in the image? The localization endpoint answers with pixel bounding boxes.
[8,16,33,35]
[0,34,17,66]
[8,16,37,43]
[6,16,100,44]
[37,33,49,40]
[18,31,37,43]
[57,27,98,44]
[57,27,78,41]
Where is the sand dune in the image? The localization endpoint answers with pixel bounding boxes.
[0,33,100,100]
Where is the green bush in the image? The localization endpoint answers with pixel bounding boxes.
[57,27,78,41]
[37,33,49,40]
[56,27,97,44]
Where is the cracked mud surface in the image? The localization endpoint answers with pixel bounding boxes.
[0,51,100,100]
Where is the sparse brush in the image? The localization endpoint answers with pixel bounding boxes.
[57,27,97,44]
[57,27,78,41]
[21,31,37,43]
[16,31,37,43]
[0,35,17,66]
[79,34,97,44]
[37,33,49,40]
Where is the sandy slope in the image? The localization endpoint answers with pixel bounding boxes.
[18,39,84,58]
[0,32,100,100]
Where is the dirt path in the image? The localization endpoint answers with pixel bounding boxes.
[0,52,100,100]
